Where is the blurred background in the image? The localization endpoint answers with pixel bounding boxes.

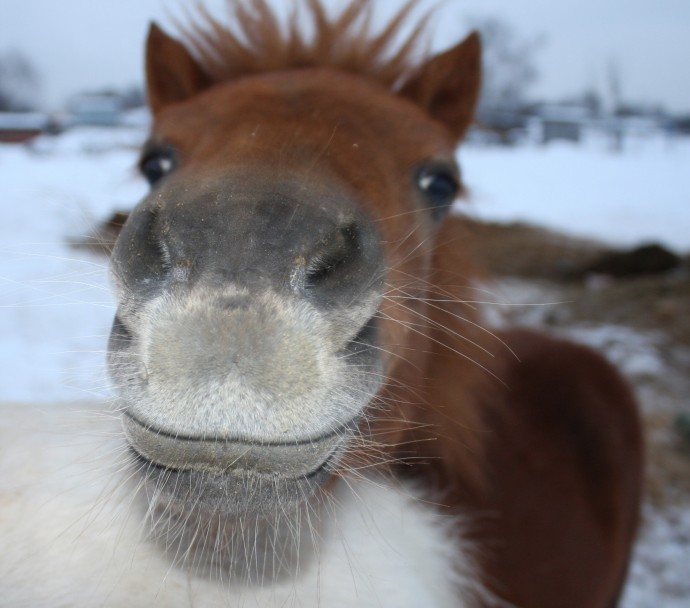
[1,0,688,244]
[0,1,688,605]
[2,0,690,115]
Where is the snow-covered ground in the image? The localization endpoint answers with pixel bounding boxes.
[460,132,690,253]
[1,127,146,401]
[1,124,689,604]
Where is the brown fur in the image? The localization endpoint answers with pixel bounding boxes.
[133,1,644,605]
[376,217,643,606]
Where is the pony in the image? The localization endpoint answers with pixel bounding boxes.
[0,1,643,606]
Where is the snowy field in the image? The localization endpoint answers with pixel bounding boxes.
[459,131,690,252]
[1,126,147,401]
[1,123,689,604]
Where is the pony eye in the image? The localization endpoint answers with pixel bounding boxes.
[417,167,460,217]
[140,150,176,185]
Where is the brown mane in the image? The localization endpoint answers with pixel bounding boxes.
[179,0,431,89]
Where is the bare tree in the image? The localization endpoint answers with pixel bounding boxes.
[467,16,544,112]
[0,50,40,111]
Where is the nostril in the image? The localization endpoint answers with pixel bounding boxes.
[112,206,173,294]
[110,314,132,345]
[107,313,140,385]
[305,222,360,288]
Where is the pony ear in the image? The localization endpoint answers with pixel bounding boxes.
[400,32,482,141]
[145,23,211,115]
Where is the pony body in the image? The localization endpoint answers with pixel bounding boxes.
[0,2,643,606]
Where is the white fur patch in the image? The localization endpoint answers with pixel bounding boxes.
[0,401,484,607]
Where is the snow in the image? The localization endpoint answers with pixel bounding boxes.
[0,126,147,401]
[624,502,690,607]
[458,133,690,253]
[1,124,689,604]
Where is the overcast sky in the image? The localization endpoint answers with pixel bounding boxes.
[1,0,688,113]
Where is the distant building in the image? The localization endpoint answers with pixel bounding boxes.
[473,107,529,145]
[67,93,123,127]
[0,112,53,143]
[669,115,690,135]
[529,104,594,144]
[469,98,673,148]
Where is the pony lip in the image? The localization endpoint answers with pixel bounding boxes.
[122,410,357,478]
[129,440,341,480]
[130,442,340,517]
